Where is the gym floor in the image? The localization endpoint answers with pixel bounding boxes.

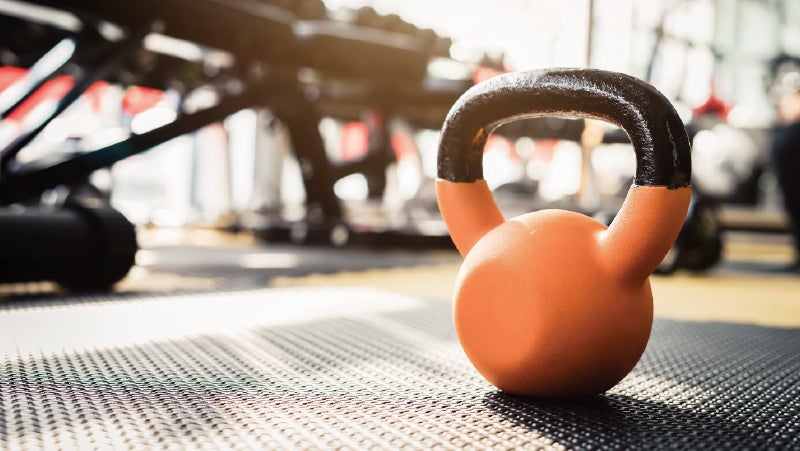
[2,226,799,448]
[116,227,800,328]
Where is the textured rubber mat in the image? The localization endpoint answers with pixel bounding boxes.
[1,287,799,449]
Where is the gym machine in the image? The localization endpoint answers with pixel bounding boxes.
[0,0,723,291]
[0,0,476,289]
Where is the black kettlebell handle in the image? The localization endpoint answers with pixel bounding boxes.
[437,68,691,188]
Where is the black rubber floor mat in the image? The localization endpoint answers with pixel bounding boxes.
[1,287,798,449]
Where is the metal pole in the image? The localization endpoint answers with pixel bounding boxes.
[0,29,147,174]
[0,37,76,119]
[0,88,257,205]
[586,0,595,67]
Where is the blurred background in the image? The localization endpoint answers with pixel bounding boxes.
[0,0,798,323]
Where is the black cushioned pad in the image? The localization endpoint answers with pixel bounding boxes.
[1,286,798,449]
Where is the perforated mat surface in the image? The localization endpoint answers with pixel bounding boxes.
[1,286,799,449]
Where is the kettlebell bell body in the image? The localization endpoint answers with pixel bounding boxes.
[436,69,692,397]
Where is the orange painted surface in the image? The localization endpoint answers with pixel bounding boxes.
[0,67,109,120]
[122,85,165,116]
[338,121,369,160]
[436,179,504,257]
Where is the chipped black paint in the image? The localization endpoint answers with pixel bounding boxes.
[437,68,691,188]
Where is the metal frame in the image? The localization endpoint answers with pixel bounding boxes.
[0,28,149,174]
[0,0,472,239]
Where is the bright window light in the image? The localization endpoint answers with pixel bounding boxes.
[130,106,177,134]
[334,173,369,201]
[239,253,300,269]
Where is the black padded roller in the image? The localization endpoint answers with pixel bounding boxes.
[0,200,137,290]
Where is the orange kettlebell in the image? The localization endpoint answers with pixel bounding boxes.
[436,68,692,397]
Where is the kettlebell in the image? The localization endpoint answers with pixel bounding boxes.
[436,68,692,397]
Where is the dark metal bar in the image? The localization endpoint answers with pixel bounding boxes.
[0,89,257,205]
[271,83,343,222]
[331,109,392,199]
[0,28,147,174]
[0,37,77,119]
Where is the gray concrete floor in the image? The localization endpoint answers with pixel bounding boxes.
[124,227,800,328]
[3,227,797,328]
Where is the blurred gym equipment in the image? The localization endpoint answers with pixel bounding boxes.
[0,0,474,285]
